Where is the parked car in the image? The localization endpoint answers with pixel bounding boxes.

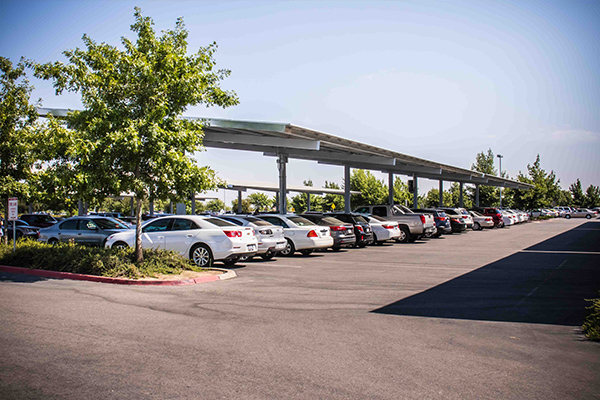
[359,214,401,244]
[217,215,287,260]
[565,208,597,219]
[441,208,473,230]
[39,216,131,246]
[353,204,435,242]
[5,219,40,240]
[300,213,356,251]
[105,215,258,267]
[325,212,374,247]
[471,207,504,228]
[412,209,451,237]
[19,213,58,228]
[257,214,333,256]
[443,209,467,233]
[500,211,516,226]
[468,211,494,230]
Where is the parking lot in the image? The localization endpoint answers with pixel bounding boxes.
[1,218,599,399]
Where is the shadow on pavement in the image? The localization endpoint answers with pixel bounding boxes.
[0,271,51,283]
[372,221,600,326]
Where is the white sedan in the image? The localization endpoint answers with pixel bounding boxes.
[361,215,401,244]
[257,214,334,256]
[105,215,258,267]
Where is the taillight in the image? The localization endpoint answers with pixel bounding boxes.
[224,230,242,238]
[435,217,446,221]
[258,229,273,235]
[330,226,346,231]
[486,218,492,221]
[356,225,364,233]
[307,230,318,238]
[383,225,395,229]
[420,215,426,224]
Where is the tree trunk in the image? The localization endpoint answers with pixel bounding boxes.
[3,197,8,245]
[134,196,143,263]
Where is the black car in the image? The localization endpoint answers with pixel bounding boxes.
[5,219,40,240]
[300,213,356,251]
[440,209,467,233]
[412,209,451,237]
[19,213,58,228]
[325,212,374,247]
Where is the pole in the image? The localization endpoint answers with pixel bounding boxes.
[344,165,351,213]
[388,172,394,205]
[412,174,418,209]
[497,154,503,208]
[439,180,443,207]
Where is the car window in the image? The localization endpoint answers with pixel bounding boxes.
[220,217,244,226]
[143,218,171,233]
[242,217,271,226]
[60,219,78,230]
[398,205,414,214]
[171,219,199,231]
[373,207,387,217]
[355,207,369,214]
[369,215,386,222]
[39,215,57,223]
[260,217,288,228]
[288,216,315,226]
[354,215,368,223]
[93,218,129,230]
[80,220,98,231]
[321,217,344,225]
[391,206,405,216]
[204,218,237,227]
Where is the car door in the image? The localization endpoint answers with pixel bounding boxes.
[57,219,79,243]
[78,219,104,245]
[373,206,388,217]
[141,218,171,249]
[164,218,200,255]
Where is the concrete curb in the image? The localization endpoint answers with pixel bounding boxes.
[0,265,236,286]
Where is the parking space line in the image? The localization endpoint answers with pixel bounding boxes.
[521,250,600,255]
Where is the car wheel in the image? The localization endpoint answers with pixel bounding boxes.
[473,222,481,231]
[112,241,129,250]
[223,257,239,266]
[565,214,571,219]
[300,249,313,256]
[48,238,59,245]
[331,246,341,252]
[586,214,592,219]
[408,235,417,243]
[280,239,295,256]
[396,227,410,243]
[260,250,276,260]
[190,243,213,268]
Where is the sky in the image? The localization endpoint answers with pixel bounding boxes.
[2,0,599,205]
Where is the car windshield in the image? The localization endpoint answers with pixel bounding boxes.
[204,218,237,227]
[320,216,345,225]
[93,218,130,230]
[242,217,272,226]
[397,205,414,214]
[369,215,387,222]
[471,211,483,217]
[354,215,368,223]
[36,215,57,223]
[288,216,315,226]
[391,206,405,216]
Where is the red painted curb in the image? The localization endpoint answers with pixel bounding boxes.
[0,265,223,286]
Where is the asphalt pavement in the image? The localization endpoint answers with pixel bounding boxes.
[1,217,599,399]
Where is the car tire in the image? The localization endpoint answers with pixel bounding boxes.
[280,239,295,256]
[396,227,410,243]
[565,214,571,219]
[190,243,213,268]
[48,238,59,245]
[112,241,129,250]
[331,246,341,252]
[300,249,313,256]
[223,257,239,266]
[408,235,417,243]
[473,222,481,231]
[586,214,592,219]
[260,250,276,260]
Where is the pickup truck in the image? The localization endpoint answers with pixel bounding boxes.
[353,204,436,242]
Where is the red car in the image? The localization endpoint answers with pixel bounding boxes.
[471,208,504,228]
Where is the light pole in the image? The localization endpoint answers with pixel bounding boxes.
[497,154,503,208]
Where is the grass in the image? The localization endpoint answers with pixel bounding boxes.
[0,240,206,279]
[583,293,600,341]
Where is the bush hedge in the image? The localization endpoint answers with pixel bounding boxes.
[0,240,204,279]
[583,293,600,341]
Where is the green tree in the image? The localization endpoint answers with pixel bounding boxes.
[423,188,452,208]
[556,189,573,206]
[511,155,561,209]
[0,57,42,242]
[467,149,499,207]
[231,197,252,213]
[584,184,600,208]
[206,199,226,212]
[247,192,273,212]
[290,180,323,213]
[393,177,411,205]
[322,181,344,211]
[350,169,387,208]
[569,179,585,207]
[30,8,238,261]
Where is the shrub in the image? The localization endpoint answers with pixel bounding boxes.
[0,240,204,279]
[583,293,600,341]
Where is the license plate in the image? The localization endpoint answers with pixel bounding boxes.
[247,244,257,252]
[276,242,286,249]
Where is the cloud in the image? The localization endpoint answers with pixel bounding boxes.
[551,129,600,143]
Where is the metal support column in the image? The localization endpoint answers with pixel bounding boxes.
[388,172,394,205]
[78,200,84,216]
[306,193,311,212]
[130,197,135,216]
[344,165,351,213]
[149,201,154,216]
[475,185,480,207]
[439,180,444,207]
[237,190,243,213]
[277,153,288,214]
[412,174,418,209]
[191,193,196,215]
[459,182,464,208]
